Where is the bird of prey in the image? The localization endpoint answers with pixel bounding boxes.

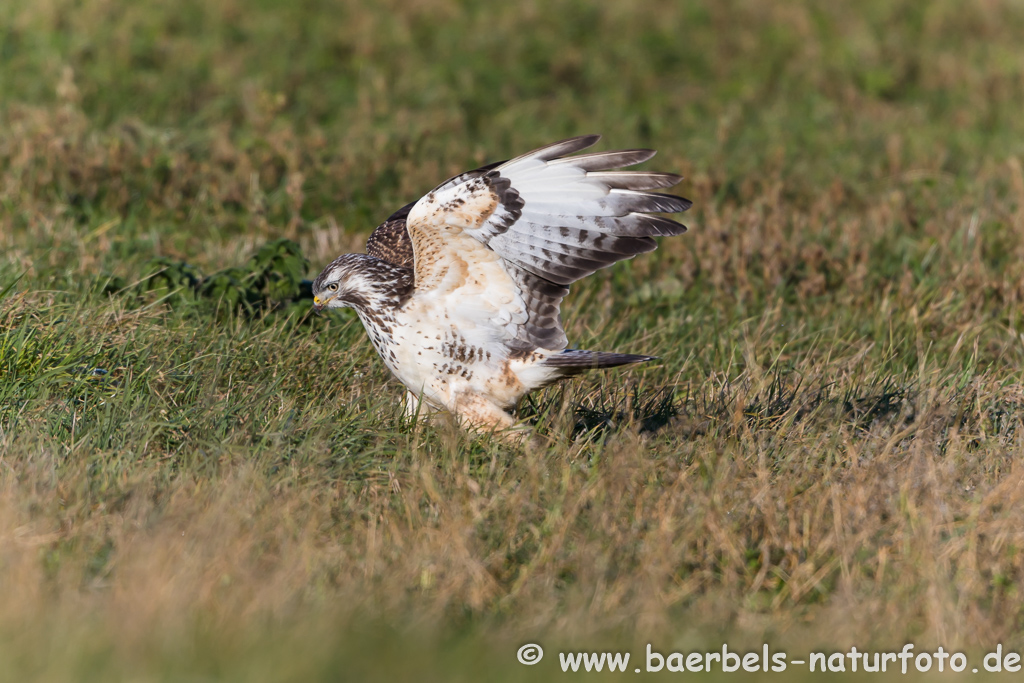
[312,135,691,435]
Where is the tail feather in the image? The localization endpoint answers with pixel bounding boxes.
[542,349,657,378]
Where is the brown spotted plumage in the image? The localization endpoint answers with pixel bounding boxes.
[312,135,691,436]
[365,203,416,268]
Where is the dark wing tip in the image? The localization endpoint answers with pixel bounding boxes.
[641,192,693,214]
[613,191,693,215]
[557,133,602,149]
[522,135,603,163]
[587,171,683,191]
[550,148,658,171]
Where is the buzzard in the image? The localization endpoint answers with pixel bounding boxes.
[312,135,691,434]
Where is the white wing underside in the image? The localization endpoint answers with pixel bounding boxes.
[404,135,691,354]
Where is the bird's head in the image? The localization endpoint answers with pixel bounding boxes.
[311,253,413,313]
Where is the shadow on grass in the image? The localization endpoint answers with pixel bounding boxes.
[528,373,1024,456]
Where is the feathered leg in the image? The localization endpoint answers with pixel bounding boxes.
[403,391,438,420]
[453,391,527,442]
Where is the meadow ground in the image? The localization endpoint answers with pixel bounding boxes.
[3,0,1024,680]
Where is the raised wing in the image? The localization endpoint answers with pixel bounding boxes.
[398,135,692,351]
[366,202,415,268]
[365,159,507,269]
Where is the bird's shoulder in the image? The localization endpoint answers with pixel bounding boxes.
[365,159,506,270]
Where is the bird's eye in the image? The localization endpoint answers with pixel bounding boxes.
[328,283,339,291]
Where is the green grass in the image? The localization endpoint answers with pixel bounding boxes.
[4,0,1024,680]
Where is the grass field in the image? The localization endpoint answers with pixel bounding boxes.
[3,0,1024,679]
